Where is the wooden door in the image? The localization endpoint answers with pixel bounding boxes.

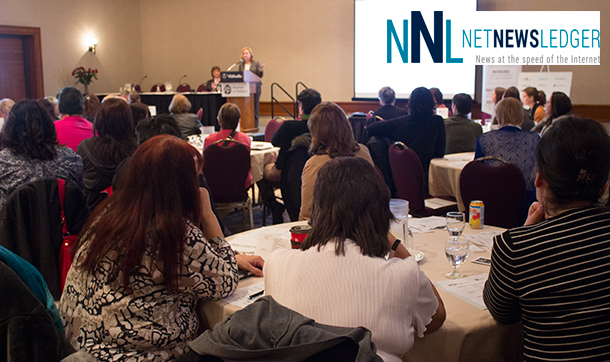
[0,36,27,101]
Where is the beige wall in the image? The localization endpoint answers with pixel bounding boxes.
[0,0,144,97]
[1,0,607,104]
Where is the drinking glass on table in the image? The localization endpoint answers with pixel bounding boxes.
[389,198,409,244]
[446,212,465,239]
[445,236,469,279]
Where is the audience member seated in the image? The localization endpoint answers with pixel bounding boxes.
[444,93,482,154]
[59,135,245,361]
[130,101,151,127]
[45,95,60,119]
[77,98,138,210]
[0,245,63,331]
[262,88,321,223]
[169,94,203,140]
[490,87,505,124]
[128,90,141,104]
[37,97,59,121]
[299,102,374,220]
[533,91,572,136]
[430,87,450,117]
[367,87,445,193]
[0,98,14,121]
[0,100,82,211]
[205,66,222,92]
[521,87,546,125]
[265,157,446,362]
[483,117,610,362]
[54,87,93,151]
[371,86,407,122]
[503,86,535,132]
[113,115,234,244]
[475,98,540,221]
[204,103,252,188]
[82,93,101,122]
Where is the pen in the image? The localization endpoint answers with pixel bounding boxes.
[248,290,264,300]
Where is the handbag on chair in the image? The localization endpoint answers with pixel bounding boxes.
[57,178,78,292]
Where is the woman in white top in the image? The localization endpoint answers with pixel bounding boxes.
[264,157,445,362]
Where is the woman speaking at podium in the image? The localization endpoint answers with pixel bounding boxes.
[236,47,264,128]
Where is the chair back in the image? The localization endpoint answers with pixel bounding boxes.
[203,143,251,204]
[459,158,526,228]
[176,83,191,92]
[150,83,166,92]
[134,84,141,92]
[280,136,311,221]
[197,83,207,92]
[388,142,426,216]
[264,118,284,142]
[0,179,89,299]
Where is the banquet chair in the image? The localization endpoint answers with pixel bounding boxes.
[459,157,526,229]
[0,179,89,299]
[150,83,166,92]
[280,134,311,221]
[203,142,254,230]
[197,84,207,92]
[176,83,191,92]
[389,142,457,217]
[264,117,284,142]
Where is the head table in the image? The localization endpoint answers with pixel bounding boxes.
[199,219,522,362]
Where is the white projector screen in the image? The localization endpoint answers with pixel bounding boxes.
[354,0,477,99]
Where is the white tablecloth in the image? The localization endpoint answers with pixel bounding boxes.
[428,152,475,212]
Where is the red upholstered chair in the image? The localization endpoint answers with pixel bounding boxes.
[264,117,284,142]
[203,142,254,230]
[197,84,207,92]
[134,84,141,92]
[176,83,191,92]
[150,83,166,92]
[197,108,203,122]
[389,142,457,217]
[459,157,527,229]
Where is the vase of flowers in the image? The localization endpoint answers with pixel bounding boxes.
[72,67,98,95]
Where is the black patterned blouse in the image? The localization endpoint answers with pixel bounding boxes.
[59,221,238,361]
[0,146,83,211]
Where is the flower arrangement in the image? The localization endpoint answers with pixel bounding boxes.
[72,67,98,94]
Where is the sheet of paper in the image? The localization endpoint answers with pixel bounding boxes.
[222,280,265,308]
[228,228,265,255]
[409,216,447,234]
[255,228,292,260]
[424,198,457,210]
[464,232,500,252]
[434,273,489,310]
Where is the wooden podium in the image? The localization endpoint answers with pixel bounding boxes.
[224,70,261,133]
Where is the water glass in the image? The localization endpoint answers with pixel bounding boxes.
[445,236,469,279]
[446,212,465,238]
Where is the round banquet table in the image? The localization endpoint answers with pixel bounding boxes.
[428,152,475,212]
[199,220,523,362]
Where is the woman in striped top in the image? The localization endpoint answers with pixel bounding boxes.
[483,117,610,361]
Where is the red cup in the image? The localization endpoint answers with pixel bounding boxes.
[290,225,311,249]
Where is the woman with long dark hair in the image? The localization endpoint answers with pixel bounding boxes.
[60,135,239,361]
[266,157,445,362]
[484,117,610,361]
[0,100,82,211]
[533,91,572,135]
[77,98,138,209]
[299,102,374,220]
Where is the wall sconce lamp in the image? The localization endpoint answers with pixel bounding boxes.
[85,35,98,54]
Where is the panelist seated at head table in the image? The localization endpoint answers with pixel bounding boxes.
[264,157,446,362]
[483,117,610,362]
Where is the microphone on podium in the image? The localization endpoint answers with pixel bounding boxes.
[227,59,244,71]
